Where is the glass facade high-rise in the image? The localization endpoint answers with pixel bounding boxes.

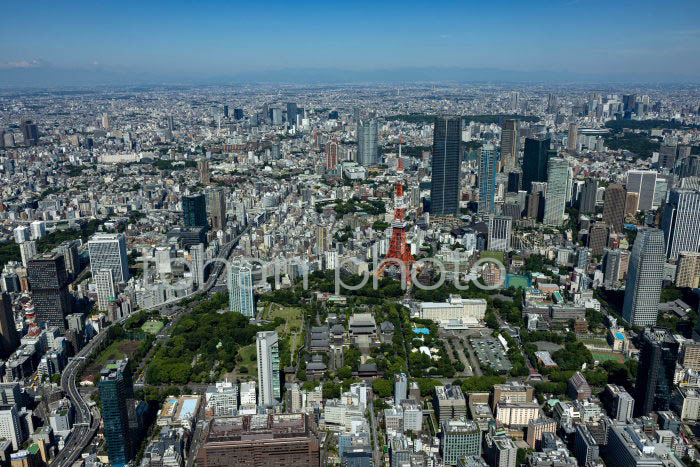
[209,187,227,232]
[500,119,519,171]
[602,183,626,233]
[228,262,254,317]
[27,253,72,330]
[661,189,700,260]
[478,144,499,214]
[183,193,208,228]
[99,359,134,465]
[543,157,569,226]
[0,293,19,359]
[88,233,130,283]
[622,228,665,326]
[357,119,378,167]
[634,327,679,416]
[522,137,551,193]
[257,331,281,407]
[430,117,462,216]
[579,179,598,214]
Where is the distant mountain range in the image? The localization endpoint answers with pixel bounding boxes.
[0,64,697,88]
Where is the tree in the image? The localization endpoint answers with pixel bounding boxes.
[372,378,394,399]
[337,366,353,380]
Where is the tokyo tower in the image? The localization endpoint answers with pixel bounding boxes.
[377,136,414,282]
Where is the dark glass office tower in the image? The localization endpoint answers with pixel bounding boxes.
[183,194,208,228]
[100,359,135,465]
[27,253,71,331]
[21,120,39,145]
[506,171,522,193]
[430,117,462,216]
[634,327,679,416]
[0,292,19,358]
[522,137,551,193]
[286,102,298,125]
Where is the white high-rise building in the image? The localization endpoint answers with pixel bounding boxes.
[0,407,22,450]
[95,269,116,311]
[257,331,281,408]
[30,220,46,240]
[626,170,657,211]
[543,157,569,226]
[488,215,513,252]
[394,373,408,407]
[622,228,665,326]
[190,243,205,288]
[662,189,700,260]
[13,226,29,244]
[240,381,257,406]
[155,246,172,276]
[228,261,254,317]
[19,241,37,267]
[88,233,129,283]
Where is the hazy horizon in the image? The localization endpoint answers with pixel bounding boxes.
[2,0,699,87]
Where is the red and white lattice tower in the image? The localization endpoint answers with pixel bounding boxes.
[377,135,414,282]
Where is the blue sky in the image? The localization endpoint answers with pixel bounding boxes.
[1,0,699,77]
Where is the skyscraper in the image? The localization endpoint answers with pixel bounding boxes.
[190,243,206,288]
[588,222,611,257]
[506,171,522,193]
[19,240,37,267]
[622,228,665,326]
[659,144,677,169]
[100,359,134,465]
[27,253,72,330]
[522,137,551,193]
[430,117,462,216]
[183,194,208,228]
[95,269,116,312]
[257,331,281,407]
[56,240,81,280]
[634,327,679,416]
[198,160,210,185]
[286,102,298,126]
[478,144,499,214]
[661,189,700,260]
[102,113,111,130]
[0,293,19,359]
[579,180,598,214]
[500,119,519,171]
[229,261,254,317]
[357,119,379,167]
[88,233,130,283]
[676,251,700,288]
[543,157,568,226]
[567,123,578,151]
[209,187,227,232]
[394,373,408,407]
[626,170,657,211]
[488,216,513,252]
[602,184,626,233]
[20,120,38,146]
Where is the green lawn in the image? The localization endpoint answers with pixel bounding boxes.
[592,352,624,363]
[236,344,258,377]
[480,251,505,264]
[263,304,303,336]
[141,320,165,335]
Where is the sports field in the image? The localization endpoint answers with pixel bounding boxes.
[141,320,165,335]
[592,352,624,363]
